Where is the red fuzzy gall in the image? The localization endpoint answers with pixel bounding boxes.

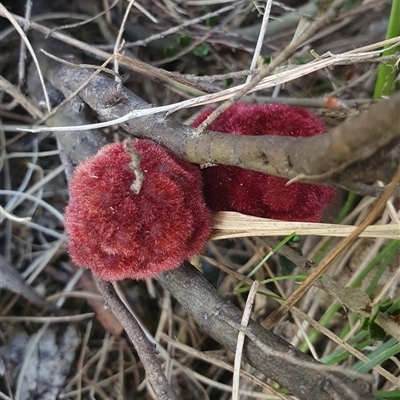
[192,103,336,222]
[64,140,211,281]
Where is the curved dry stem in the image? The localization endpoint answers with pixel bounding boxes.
[35,58,399,193]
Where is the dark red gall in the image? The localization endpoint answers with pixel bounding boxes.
[192,103,336,222]
[64,140,211,281]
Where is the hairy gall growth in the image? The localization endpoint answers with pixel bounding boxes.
[192,103,336,222]
[64,140,211,281]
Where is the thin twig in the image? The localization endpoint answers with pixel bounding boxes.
[246,0,273,83]
[113,0,136,77]
[94,277,177,400]
[232,280,259,400]
[46,0,119,34]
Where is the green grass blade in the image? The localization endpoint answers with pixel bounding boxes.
[373,0,400,98]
